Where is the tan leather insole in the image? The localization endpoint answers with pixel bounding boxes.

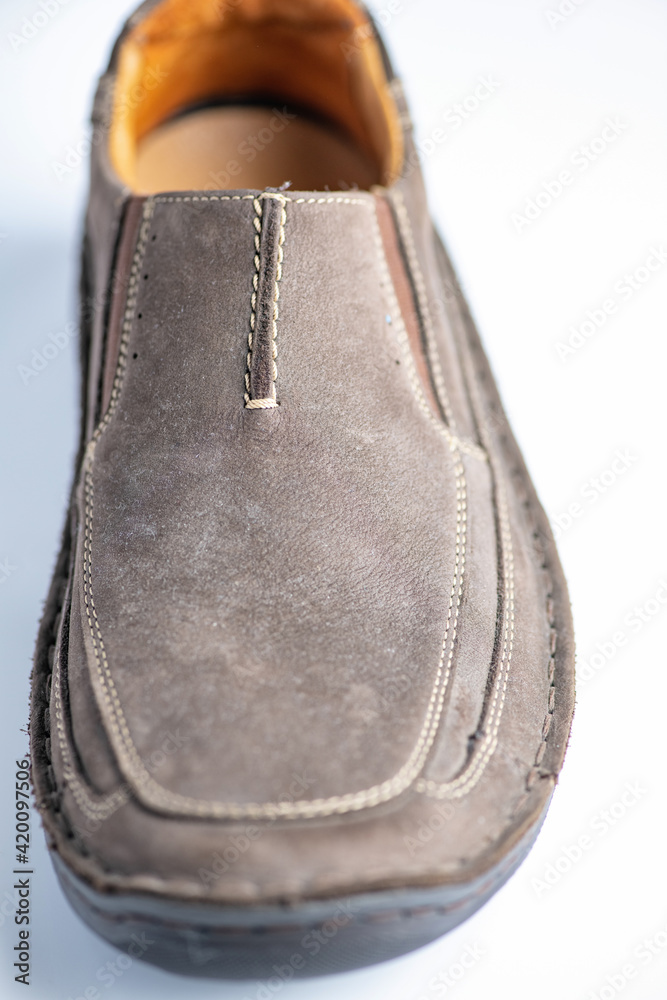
[135,105,379,193]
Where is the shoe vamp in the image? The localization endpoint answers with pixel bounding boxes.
[80,194,467,805]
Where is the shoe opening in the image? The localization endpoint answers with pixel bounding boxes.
[108,0,404,194]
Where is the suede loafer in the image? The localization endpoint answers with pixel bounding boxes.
[31,0,576,978]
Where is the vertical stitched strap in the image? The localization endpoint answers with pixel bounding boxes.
[245,193,286,409]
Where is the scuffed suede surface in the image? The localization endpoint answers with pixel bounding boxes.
[32,0,575,913]
[74,192,462,807]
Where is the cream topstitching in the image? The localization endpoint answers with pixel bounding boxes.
[53,614,129,822]
[244,196,264,406]
[244,192,286,409]
[72,194,482,823]
[416,483,515,799]
[371,197,516,801]
[369,200,484,460]
[415,239,517,800]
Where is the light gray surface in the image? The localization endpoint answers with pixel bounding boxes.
[1,1,666,997]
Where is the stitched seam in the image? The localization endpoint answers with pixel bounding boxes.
[244,196,263,406]
[132,193,483,454]
[530,596,557,775]
[513,516,558,804]
[48,560,127,823]
[47,202,149,824]
[415,318,515,799]
[154,195,369,205]
[416,483,514,799]
[365,203,468,785]
[76,195,468,821]
[244,193,286,409]
[391,189,456,429]
[64,874,511,923]
[64,829,529,905]
[245,398,278,408]
[74,200,157,821]
[53,635,128,822]
[415,237,550,802]
[369,204,485,461]
[79,464,466,820]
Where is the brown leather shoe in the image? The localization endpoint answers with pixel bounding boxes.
[31,0,575,979]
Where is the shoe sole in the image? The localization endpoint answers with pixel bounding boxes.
[50,802,548,978]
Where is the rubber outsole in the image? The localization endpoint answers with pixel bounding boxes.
[51,804,547,978]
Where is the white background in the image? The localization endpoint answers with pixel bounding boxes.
[1,0,666,998]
